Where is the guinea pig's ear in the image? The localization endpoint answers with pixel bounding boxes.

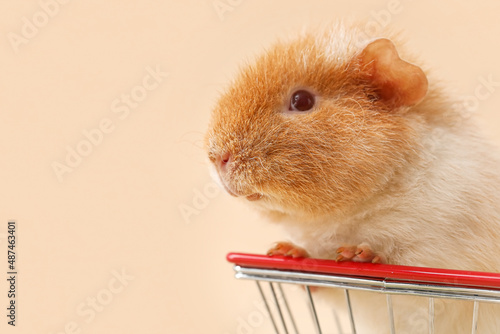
[357,38,428,109]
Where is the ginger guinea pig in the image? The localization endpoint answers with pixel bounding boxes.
[206,22,500,333]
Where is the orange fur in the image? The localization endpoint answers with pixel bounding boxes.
[206,23,424,219]
[205,21,500,333]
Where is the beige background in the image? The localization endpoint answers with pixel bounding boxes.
[1,1,500,333]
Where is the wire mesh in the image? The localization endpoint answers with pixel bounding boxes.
[228,253,500,334]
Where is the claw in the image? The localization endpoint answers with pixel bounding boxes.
[267,241,309,258]
[335,244,385,264]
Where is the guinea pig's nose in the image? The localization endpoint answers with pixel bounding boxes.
[218,152,232,174]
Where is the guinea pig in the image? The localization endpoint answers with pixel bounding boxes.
[205,21,500,333]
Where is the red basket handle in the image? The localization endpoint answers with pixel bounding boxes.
[227,252,500,289]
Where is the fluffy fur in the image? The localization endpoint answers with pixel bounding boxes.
[205,21,500,333]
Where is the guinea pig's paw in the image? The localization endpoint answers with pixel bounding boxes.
[267,241,309,258]
[336,243,385,264]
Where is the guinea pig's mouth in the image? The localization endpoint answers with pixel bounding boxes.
[246,193,263,201]
[210,163,263,201]
[221,181,262,201]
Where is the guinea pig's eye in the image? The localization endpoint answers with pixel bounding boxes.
[289,90,315,112]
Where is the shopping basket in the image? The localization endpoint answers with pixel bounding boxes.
[227,252,500,334]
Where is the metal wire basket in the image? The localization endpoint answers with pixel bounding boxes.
[227,253,500,334]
